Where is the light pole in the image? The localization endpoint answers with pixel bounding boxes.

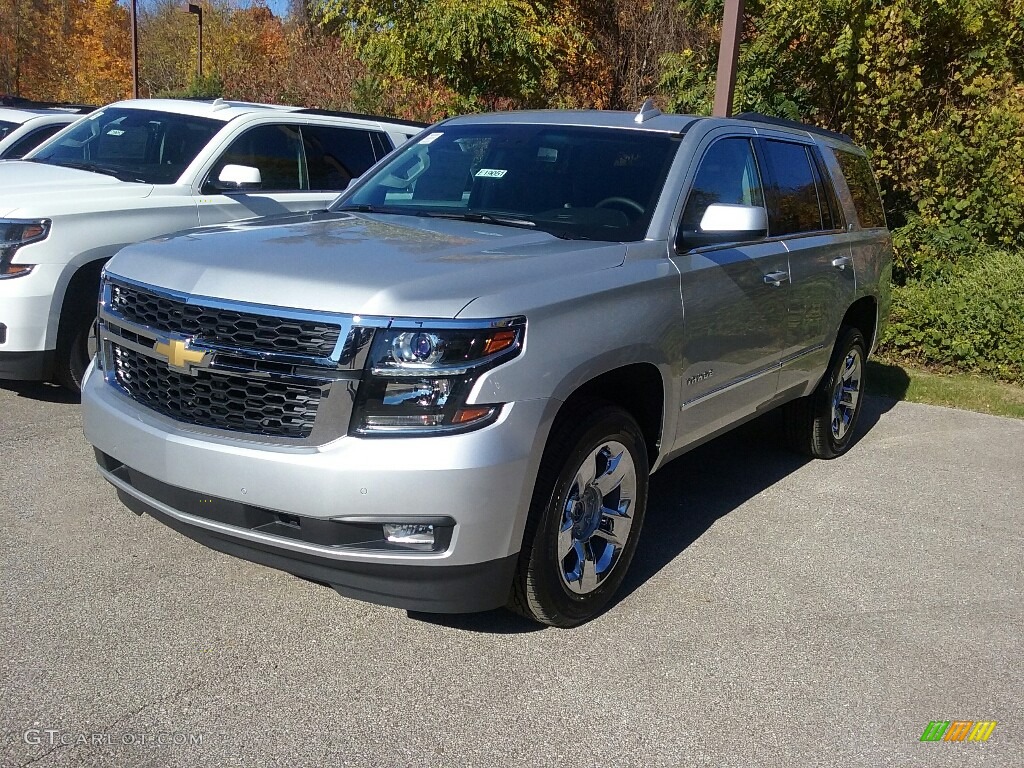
[713,0,744,116]
[130,0,139,97]
[187,3,203,81]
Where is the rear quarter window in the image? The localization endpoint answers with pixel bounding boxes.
[833,149,886,229]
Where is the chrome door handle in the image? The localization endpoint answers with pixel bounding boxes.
[832,256,853,271]
[763,271,789,287]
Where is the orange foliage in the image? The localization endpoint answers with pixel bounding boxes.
[1,0,131,103]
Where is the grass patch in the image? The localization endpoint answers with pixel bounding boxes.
[868,358,1024,419]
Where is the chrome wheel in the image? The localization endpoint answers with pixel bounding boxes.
[87,319,99,360]
[557,440,636,595]
[830,346,863,441]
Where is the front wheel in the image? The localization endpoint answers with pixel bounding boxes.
[509,404,649,627]
[785,326,867,459]
[54,272,101,393]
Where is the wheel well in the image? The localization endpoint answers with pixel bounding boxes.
[61,259,106,315]
[842,296,877,351]
[558,363,664,464]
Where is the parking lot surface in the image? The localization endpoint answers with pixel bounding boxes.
[1,382,1021,767]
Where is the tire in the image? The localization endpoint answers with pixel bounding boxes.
[54,272,101,393]
[784,326,867,460]
[509,403,649,627]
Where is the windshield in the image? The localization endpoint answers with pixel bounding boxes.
[334,123,679,241]
[0,120,17,140]
[29,107,222,184]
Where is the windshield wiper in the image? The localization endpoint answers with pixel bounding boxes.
[333,204,409,217]
[416,211,536,230]
[335,204,382,213]
[53,160,147,183]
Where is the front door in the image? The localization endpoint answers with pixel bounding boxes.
[195,123,347,226]
[670,135,789,446]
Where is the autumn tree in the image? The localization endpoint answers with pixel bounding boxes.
[0,0,131,102]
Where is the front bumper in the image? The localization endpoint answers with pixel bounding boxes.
[0,264,64,379]
[82,364,554,613]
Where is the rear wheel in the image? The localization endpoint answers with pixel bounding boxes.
[509,404,649,627]
[785,326,867,459]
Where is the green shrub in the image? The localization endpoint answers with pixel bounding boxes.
[880,245,1024,383]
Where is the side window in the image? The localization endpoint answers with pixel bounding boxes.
[3,124,65,159]
[759,140,824,235]
[833,148,886,228]
[205,124,302,193]
[300,126,381,191]
[681,137,764,231]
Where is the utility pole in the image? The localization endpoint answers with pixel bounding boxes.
[130,0,139,98]
[188,4,204,80]
[713,0,744,116]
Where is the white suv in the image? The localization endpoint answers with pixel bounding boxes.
[0,103,93,159]
[0,98,424,390]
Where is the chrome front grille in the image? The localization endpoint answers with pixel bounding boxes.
[109,280,342,358]
[112,344,322,438]
[98,275,375,443]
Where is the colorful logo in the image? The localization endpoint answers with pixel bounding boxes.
[920,721,997,742]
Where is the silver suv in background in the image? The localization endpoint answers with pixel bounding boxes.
[0,98,424,390]
[83,105,892,627]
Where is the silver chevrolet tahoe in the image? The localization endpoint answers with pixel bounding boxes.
[82,105,892,627]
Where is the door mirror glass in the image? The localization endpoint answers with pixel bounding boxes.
[214,164,262,191]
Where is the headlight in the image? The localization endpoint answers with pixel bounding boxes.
[0,218,50,278]
[351,318,525,435]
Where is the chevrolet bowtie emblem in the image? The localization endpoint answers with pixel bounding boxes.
[153,338,209,373]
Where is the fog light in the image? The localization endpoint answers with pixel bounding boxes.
[383,523,435,546]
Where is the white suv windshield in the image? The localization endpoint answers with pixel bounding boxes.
[29,108,221,184]
[335,123,679,241]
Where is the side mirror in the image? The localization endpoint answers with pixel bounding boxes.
[679,203,768,250]
[212,164,262,191]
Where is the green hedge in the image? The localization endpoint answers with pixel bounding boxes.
[880,245,1024,383]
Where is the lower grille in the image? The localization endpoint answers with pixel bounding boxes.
[112,344,322,439]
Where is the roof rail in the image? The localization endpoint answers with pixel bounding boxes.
[732,112,853,144]
[295,108,429,129]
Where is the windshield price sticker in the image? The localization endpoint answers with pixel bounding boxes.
[420,132,444,144]
[475,168,508,178]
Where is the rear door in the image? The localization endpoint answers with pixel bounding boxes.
[754,136,855,395]
[670,133,789,445]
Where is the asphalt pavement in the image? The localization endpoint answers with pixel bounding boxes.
[1,381,1021,767]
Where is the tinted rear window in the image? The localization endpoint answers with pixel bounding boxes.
[833,149,886,228]
[302,125,381,191]
[760,140,824,235]
[0,120,17,140]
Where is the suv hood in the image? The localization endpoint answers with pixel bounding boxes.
[105,211,628,319]
[0,160,152,216]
